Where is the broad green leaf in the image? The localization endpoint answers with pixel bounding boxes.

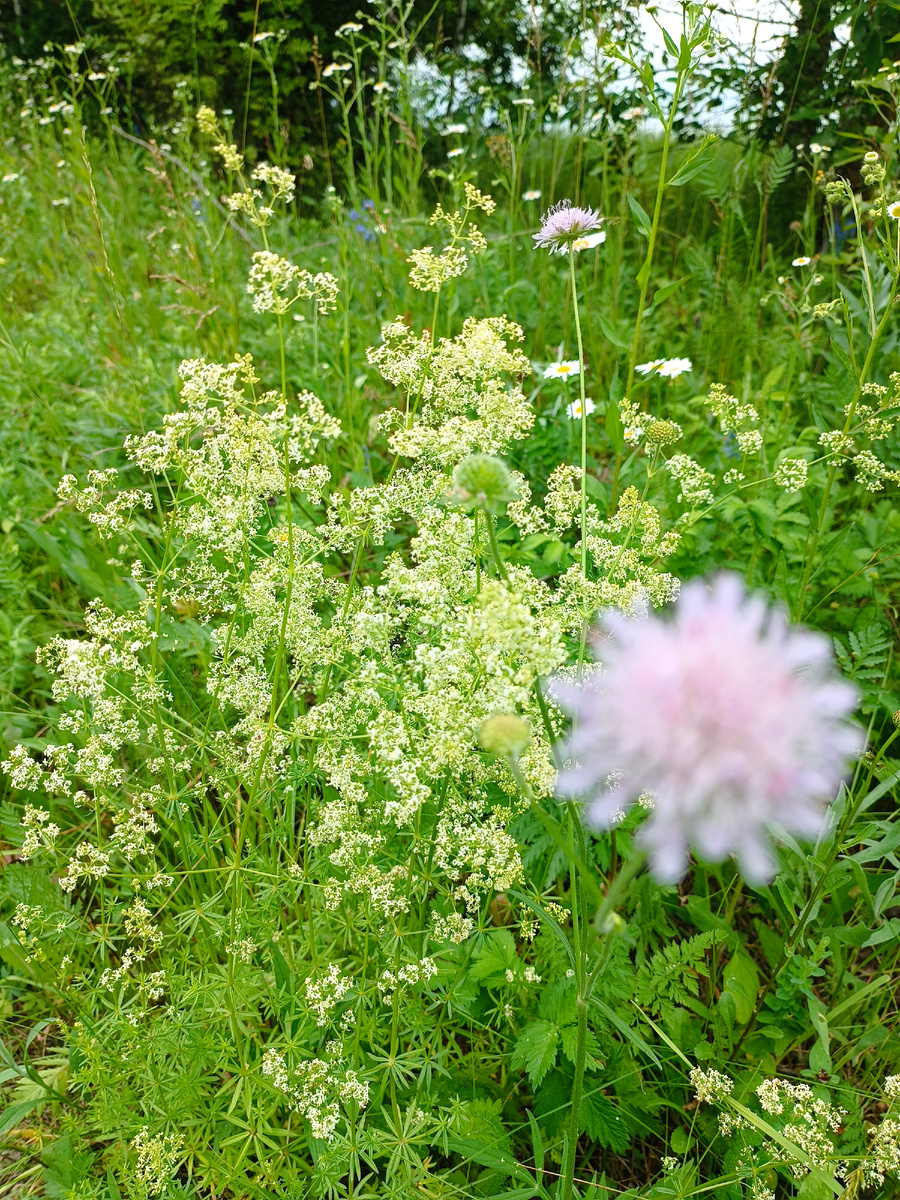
[596,311,632,349]
[511,1020,559,1087]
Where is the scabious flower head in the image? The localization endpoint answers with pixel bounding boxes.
[533,199,603,254]
[448,453,518,514]
[479,714,532,759]
[552,575,863,884]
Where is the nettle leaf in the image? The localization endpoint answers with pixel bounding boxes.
[580,1086,631,1153]
[538,976,576,1026]
[511,1020,559,1087]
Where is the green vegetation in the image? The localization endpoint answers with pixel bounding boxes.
[1,6,900,1199]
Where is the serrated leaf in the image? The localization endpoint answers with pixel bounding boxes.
[511,1020,559,1087]
[580,1088,630,1153]
[469,929,519,982]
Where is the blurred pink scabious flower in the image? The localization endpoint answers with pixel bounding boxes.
[533,199,603,254]
[552,575,863,884]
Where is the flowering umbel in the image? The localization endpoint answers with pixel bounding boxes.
[533,199,603,254]
[552,575,863,884]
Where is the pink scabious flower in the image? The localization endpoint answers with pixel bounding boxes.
[533,199,603,254]
[552,575,863,884]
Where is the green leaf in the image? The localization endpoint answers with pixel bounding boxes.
[606,398,624,454]
[626,192,652,237]
[580,1087,630,1153]
[447,1135,531,1181]
[0,1097,42,1139]
[722,950,759,1024]
[469,930,519,983]
[596,311,632,349]
[511,1020,559,1087]
[271,942,293,993]
[643,278,684,317]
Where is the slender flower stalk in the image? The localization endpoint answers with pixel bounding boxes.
[568,245,589,577]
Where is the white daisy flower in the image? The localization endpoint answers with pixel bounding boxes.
[572,230,606,251]
[544,360,581,380]
[792,256,812,266]
[657,357,692,379]
[566,398,596,419]
[522,189,542,201]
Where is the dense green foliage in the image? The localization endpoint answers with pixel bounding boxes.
[1,6,900,1200]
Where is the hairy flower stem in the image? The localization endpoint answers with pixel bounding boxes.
[485,512,509,582]
[568,246,589,578]
[794,269,899,620]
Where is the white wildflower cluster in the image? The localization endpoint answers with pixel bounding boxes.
[215,151,296,226]
[59,841,111,893]
[131,1126,183,1194]
[377,956,438,1001]
[706,382,763,455]
[816,374,900,490]
[226,935,259,963]
[124,896,162,950]
[262,1048,369,1142]
[370,315,533,466]
[111,801,159,859]
[754,1078,847,1179]
[125,356,341,565]
[666,454,715,506]
[56,469,152,540]
[774,457,809,492]
[406,186,495,292]
[690,1067,734,1105]
[246,251,339,315]
[305,964,353,1025]
[19,804,61,858]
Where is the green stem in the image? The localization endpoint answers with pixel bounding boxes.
[485,512,509,582]
[568,246,589,578]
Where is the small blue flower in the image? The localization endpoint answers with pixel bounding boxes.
[362,198,375,211]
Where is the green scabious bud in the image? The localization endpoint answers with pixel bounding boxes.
[448,453,518,514]
[478,713,532,759]
[644,419,680,446]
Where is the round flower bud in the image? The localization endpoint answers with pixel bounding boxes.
[448,454,518,514]
[478,714,532,759]
[644,419,680,446]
